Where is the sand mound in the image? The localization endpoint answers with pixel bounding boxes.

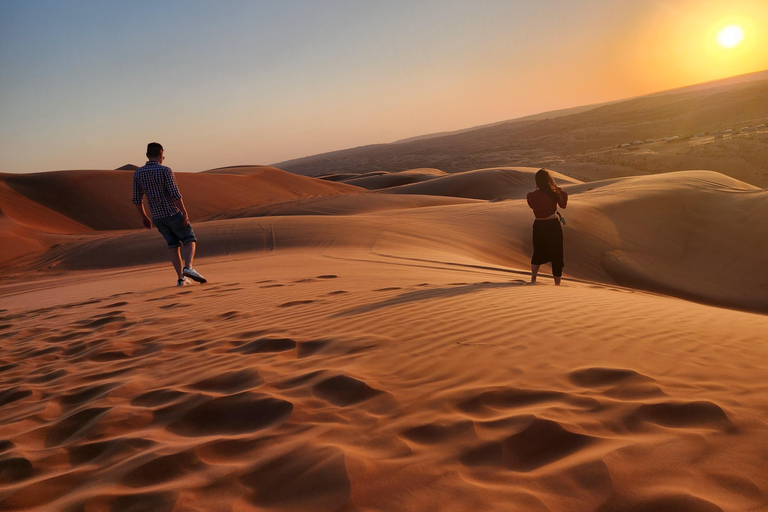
[342,168,447,190]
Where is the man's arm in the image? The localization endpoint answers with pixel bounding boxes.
[132,174,152,228]
[136,203,152,229]
[173,197,190,227]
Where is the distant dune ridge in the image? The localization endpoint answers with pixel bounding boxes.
[3,74,768,511]
[275,72,768,187]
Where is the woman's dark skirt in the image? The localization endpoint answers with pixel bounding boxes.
[531,218,564,277]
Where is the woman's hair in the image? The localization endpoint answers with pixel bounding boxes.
[535,169,560,202]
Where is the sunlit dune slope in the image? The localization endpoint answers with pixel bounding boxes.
[22,168,768,313]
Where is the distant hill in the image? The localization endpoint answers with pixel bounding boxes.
[274,70,768,187]
[392,69,768,145]
[115,164,139,171]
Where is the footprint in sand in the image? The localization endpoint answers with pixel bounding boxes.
[29,369,68,383]
[0,456,34,483]
[626,400,735,432]
[311,375,383,406]
[568,367,666,399]
[186,369,263,394]
[240,444,351,512]
[400,419,476,445]
[233,337,296,354]
[160,392,293,437]
[121,450,206,487]
[58,383,118,410]
[460,417,600,472]
[0,363,19,374]
[595,492,725,512]
[456,387,567,418]
[87,350,131,363]
[68,437,155,466]
[100,301,128,308]
[0,387,32,407]
[76,314,127,329]
[131,389,187,408]
[45,407,111,447]
[110,492,178,512]
[278,300,316,308]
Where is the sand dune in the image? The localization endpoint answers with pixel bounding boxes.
[0,168,359,230]
[21,167,766,312]
[205,193,480,220]
[2,165,768,511]
[0,168,360,271]
[383,167,582,200]
[339,168,447,190]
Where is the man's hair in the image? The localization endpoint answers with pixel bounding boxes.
[146,142,164,158]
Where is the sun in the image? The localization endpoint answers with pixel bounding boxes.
[717,24,745,48]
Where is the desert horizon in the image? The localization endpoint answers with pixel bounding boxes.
[3,2,768,511]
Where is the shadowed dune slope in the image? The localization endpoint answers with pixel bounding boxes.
[200,165,287,175]
[20,169,768,313]
[384,167,582,200]
[0,168,361,231]
[341,168,448,190]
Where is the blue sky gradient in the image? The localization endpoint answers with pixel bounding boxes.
[1,0,766,173]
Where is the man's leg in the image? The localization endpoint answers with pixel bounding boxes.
[530,264,540,283]
[181,241,196,269]
[169,246,183,279]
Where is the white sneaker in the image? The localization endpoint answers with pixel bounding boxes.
[177,277,192,287]
[183,267,207,283]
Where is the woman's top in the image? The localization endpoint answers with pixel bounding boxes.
[526,188,568,219]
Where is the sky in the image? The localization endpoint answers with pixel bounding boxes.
[1,0,767,174]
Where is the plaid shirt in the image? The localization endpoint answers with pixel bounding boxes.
[132,162,183,219]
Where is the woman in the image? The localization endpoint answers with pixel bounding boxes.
[527,169,568,285]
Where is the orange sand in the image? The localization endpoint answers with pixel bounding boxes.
[1,166,767,511]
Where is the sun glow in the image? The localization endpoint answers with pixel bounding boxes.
[717,24,745,48]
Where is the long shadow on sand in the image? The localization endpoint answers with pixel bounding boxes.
[333,281,526,317]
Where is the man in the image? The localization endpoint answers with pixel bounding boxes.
[133,142,207,286]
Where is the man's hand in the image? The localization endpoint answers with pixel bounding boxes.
[142,217,152,229]
[180,211,189,228]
